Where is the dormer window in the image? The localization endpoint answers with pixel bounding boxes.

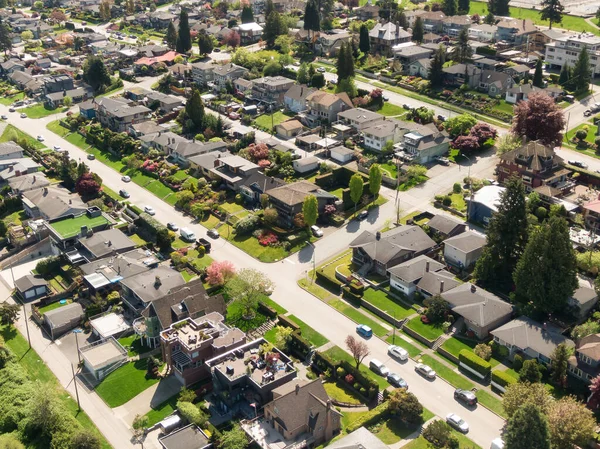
[580,354,593,365]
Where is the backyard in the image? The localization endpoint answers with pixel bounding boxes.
[37,299,71,315]
[225,300,269,332]
[117,334,154,358]
[403,429,482,449]
[323,381,363,405]
[253,111,295,130]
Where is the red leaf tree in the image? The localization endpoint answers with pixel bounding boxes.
[511,92,566,147]
[224,30,241,48]
[75,173,101,197]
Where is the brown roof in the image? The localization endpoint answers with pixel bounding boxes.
[500,140,562,172]
[577,333,600,361]
[306,91,353,109]
[268,180,336,206]
[277,119,303,131]
[497,18,536,35]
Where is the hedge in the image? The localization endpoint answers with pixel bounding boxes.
[346,402,390,433]
[491,370,517,389]
[313,351,337,373]
[339,360,378,399]
[277,314,301,331]
[288,330,311,358]
[459,349,491,376]
[258,301,278,319]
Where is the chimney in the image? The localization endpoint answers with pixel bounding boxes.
[107,240,112,246]
[295,383,301,395]
[155,276,162,287]
[470,284,476,293]
[80,225,88,237]
[425,261,430,272]
[440,281,444,293]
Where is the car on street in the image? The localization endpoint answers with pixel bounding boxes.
[0,115,7,120]
[369,359,389,376]
[121,175,131,182]
[317,67,326,72]
[436,156,450,165]
[8,108,15,112]
[119,189,130,198]
[144,205,156,215]
[53,145,61,150]
[357,210,369,220]
[129,34,137,39]
[584,110,592,117]
[388,345,409,361]
[229,112,240,120]
[311,225,323,237]
[387,373,408,389]
[36,135,44,142]
[87,154,95,160]
[383,96,389,101]
[403,103,412,110]
[356,324,372,338]
[20,113,26,118]
[568,160,588,169]
[437,115,447,122]
[415,363,436,379]
[454,389,477,406]
[592,102,600,112]
[167,222,179,231]
[213,48,221,52]
[446,413,469,433]
[207,229,220,239]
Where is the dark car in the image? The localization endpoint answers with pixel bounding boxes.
[387,373,408,389]
[119,189,130,198]
[207,229,220,239]
[454,389,477,406]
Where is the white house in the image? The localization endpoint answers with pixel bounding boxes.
[293,156,319,173]
[443,230,486,269]
[545,32,600,77]
[468,24,497,42]
[330,145,354,163]
[388,255,459,298]
[363,119,406,152]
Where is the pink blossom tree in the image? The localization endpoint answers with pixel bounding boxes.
[206,260,236,286]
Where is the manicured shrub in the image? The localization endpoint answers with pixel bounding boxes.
[459,349,491,376]
[346,402,390,433]
[491,369,517,389]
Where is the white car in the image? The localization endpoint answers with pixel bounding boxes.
[36,135,44,142]
[388,345,408,361]
[446,414,469,433]
[415,363,436,379]
[311,225,323,237]
[144,206,156,215]
[20,113,26,118]
[53,145,61,150]
[121,175,131,182]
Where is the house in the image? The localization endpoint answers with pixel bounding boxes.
[250,76,296,106]
[79,337,128,381]
[45,208,112,253]
[427,214,466,239]
[568,284,599,323]
[8,172,50,194]
[350,225,436,276]
[45,86,94,109]
[15,275,49,301]
[473,57,499,71]
[144,91,184,113]
[504,64,530,80]
[43,74,74,94]
[0,141,24,160]
[388,255,459,298]
[191,61,215,87]
[328,427,389,449]
[369,22,411,55]
[583,197,600,227]
[442,63,479,86]
[292,157,319,174]
[468,24,497,42]
[330,145,354,164]
[363,119,406,152]
[43,302,85,340]
[268,180,337,227]
[79,100,96,120]
[420,10,446,33]
[496,18,536,45]
[317,30,353,57]
[284,84,316,113]
[77,228,136,261]
[8,71,41,94]
[496,140,572,194]
[545,32,600,77]
[472,69,514,96]
[443,230,486,269]
[0,158,41,181]
[22,185,87,220]
[213,63,249,91]
[337,108,384,131]
[0,59,25,76]
[355,4,380,21]
[408,58,431,78]
[568,333,600,383]
[468,185,505,224]
[491,316,574,364]
[188,150,232,178]
[95,97,151,132]
[276,120,304,138]
[395,123,450,164]
[443,284,513,339]
[442,15,471,38]
[394,46,434,67]
[304,91,353,127]
[169,140,228,166]
[234,78,253,96]
[120,266,186,314]
[237,22,263,44]
[134,51,180,69]
[159,425,212,449]
[130,121,166,138]
[505,83,544,104]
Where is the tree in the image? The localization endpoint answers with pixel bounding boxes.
[241,5,254,23]
[571,46,591,93]
[533,58,544,87]
[176,10,192,53]
[71,429,101,449]
[474,177,528,292]
[20,30,33,42]
[156,227,173,252]
[99,1,111,21]
[0,434,25,449]
[429,45,445,88]
[359,24,370,54]
[558,62,570,86]
[303,0,321,41]
[444,113,477,137]
[218,426,249,449]
[206,260,236,286]
[336,42,354,81]
[349,173,364,214]
[273,325,293,350]
[50,10,67,22]
[336,77,357,98]
[263,208,279,225]
[345,335,369,368]
[0,302,19,326]
[504,404,551,449]
[302,194,318,228]
[0,22,13,54]
[263,11,287,48]
[540,0,564,29]
[166,22,178,50]
[224,30,241,48]
[547,396,595,449]
[550,343,573,388]
[75,173,101,197]
[297,63,310,84]
[369,164,382,198]
[412,17,424,44]
[424,295,448,323]
[132,414,149,440]
[496,134,521,155]
[82,55,111,92]
[512,92,566,146]
[484,11,495,24]
[488,0,509,15]
[474,343,492,361]
[450,28,472,64]
[179,388,196,403]
[186,89,205,129]
[572,320,600,339]
[388,389,423,425]
[225,269,274,319]
[519,359,543,383]
[503,382,552,418]
[196,33,213,55]
[62,96,72,108]
[442,0,457,16]
[513,216,578,314]
[177,401,208,427]
[423,420,456,448]
[458,0,470,14]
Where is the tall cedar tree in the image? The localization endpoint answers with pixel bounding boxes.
[429,44,445,88]
[488,0,509,15]
[336,42,354,80]
[558,62,570,86]
[458,0,470,14]
[0,21,12,54]
[540,0,564,29]
[265,0,275,17]
[176,10,192,53]
[504,404,551,449]
[359,24,370,54]
[484,12,495,24]
[83,55,111,92]
[511,92,566,146]
[186,89,205,129]
[474,177,528,292]
[532,58,544,87]
[304,0,320,39]
[412,17,424,44]
[263,11,287,48]
[398,12,409,29]
[241,5,254,23]
[442,0,457,16]
[550,343,572,387]
[513,216,578,314]
[572,46,591,93]
[166,22,178,50]
[369,164,382,197]
[198,32,213,55]
[450,28,472,63]
[302,194,318,228]
[349,173,364,213]
[344,41,355,78]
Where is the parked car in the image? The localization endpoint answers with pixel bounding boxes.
[53,145,61,151]
[229,112,240,120]
[403,103,412,110]
[356,324,372,338]
[198,237,212,252]
[584,110,592,117]
[591,102,600,112]
[568,160,588,169]
[317,67,326,72]
[446,414,469,433]
[383,96,389,101]
[387,373,408,389]
[1,115,7,120]
[144,205,156,215]
[369,359,389,376]
[415,363,436,379]
[36,135,44,142]
[454,389,477,406]
[8,107,15,112]
[119,189,130,198]
[358,210,369,220]
[121,175,131,182]
[436,156,450,165]
[87,154,95,160]
[167,222,179,231]
[207,229,220,239]
[311,225,323,237]
[388,345,408,361]
[20,113,26,118]
[437,114,447,122]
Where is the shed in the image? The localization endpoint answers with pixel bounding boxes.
[14,274,48,300]
[159,424,211,449]
[43,302,84,340]
[90,312,131,339]
[276,119,303,138]
[292,156,319,174]
[80,337,128,381]
[329,145,354,163]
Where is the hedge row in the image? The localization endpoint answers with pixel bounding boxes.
[288,331,311,359]
[459,349,491,376]
[258,301,278,319]
[346,402,390,433]
[277,314,301,331]
[491,370,517,388]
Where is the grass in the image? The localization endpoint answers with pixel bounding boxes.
[181,271,196,282]
[0,91,25,106]
[320,250,352,282]
[2,210,28,227]
[403,431,482,449]
[377,102,406,117]
[0,124,45,149]
[362,288,414,319]
[385,335,423,358]
[404,317,444,342]
[220,201,247,215]
[129,233,148,247]
[49,214,110,239]
[260,296,287,314]
[399,211,423,225]
[375,417,422,444]
[253,111,295,130]
[298,278,335,302]
[449,193,467,212]
[37,300,70,315]
[379,162,398,180]
[117,334,154,357]
[21,103,68,119]
[329,299,389,337]
[143,395,179,426]
[95,359,163,408]
[565,122,599,153]
[288,315,329,347]
[323,381,363,405]
[342,410,370,429]
[418,354,475,391]
[441,337,501,367]
[225,300,268,332]
[476,390,506,418]
[323,345,389,390]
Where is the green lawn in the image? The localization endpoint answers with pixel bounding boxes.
[385,335,423,358]
[298,278,335,302]
[253,111,295,130]
[21,103,68,119]
[2,210,28,227]
[0,124,45,149]
[492,100,515,115]
[37,300,70,315]
[441,337,500,367]
[225,300,268,332]
[145,179,175,199]
[220,201,247,215]
[399,211,423,225]
[320,250,353,282]
[0,91,25,106]
[143,395,179,426]
[288,315,329,347]
[419,354,475,390]
[375,417,422,444]
[117,334,154,357]
[95,359,163,408]
[130,233,148,247]
[403,430,482,449]
[49,214,110,239]
[565,122,598,149]
[181,271,196,282]
[261,296,287,314]
[329,299,389,337]
[377,102,406,117]
[404,317,445,342]
[449,193,467,212]
[362,288,414,319]
[323,381,363,405]
[476,390,506,418]
[380,162,398,180]
[323,345,389,390]
[342,410,370,429]
[328,187,346,200]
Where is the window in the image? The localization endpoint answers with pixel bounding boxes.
[580,354,593,365]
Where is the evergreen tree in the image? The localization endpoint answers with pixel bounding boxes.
[176,10,192,53]
[82,55,111,92]
[474,177,528,292]
[186,89,205,129]
[302,194,318,228]
[265,0,275,17]
[442,0,457,16]
[572,46,591,93]
[241,5,254,23]
[0,21,12,54]
[550,343,573,387]
[166,22,178,50]
[359,24,370,54]
[513,216,578,314]
[344,40,355,79]
[198,32,213,55]
[311,72,325,88]
[398,12,408,30]
[429,44,445,88]
[532,58,544,87]
[297,63,310,84]
[558,62,570,87]
[504,404,551,449]
[349,173,364,213]
[496,0,510,15]
[412,17,424,44]
[451,28,473,64]
[336,42,349,79]
[369,164,382,198]
[263,11,287,48]
[484,12,495,24]
[304,0,321,39]
[458,0,470,14]
[540,0,564,29]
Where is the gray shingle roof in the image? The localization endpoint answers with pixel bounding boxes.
[443,230,486,253]
[387,255,444,282]
[120,266,185,304]
[442,283,513,328]
[427,215,465,236]
[15,274,48,293]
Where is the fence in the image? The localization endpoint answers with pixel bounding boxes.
[436,346,460,365]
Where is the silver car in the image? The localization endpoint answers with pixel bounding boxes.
[415,363,436,379]
[446,414,469,433]
[388,345,408,361]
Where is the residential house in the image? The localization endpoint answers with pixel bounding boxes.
[79,100,96,120]
[22,185,87,220]
[443,230,486,269]
[169,140,229,166]
[472,69,514,96]
[9,71,42,95]
[491,316,574,364]
[355,4,380,21]
[442,63,479,86]
[144,91,184,113]
[213,63,249,91]
[349,225,436,276]
[237,22,263,44]
[545,32,600,77]
[44,207,112,253]
[568,333,600,383]
[496,18,536,45]
[267,180,337,227]
[468,185,505,224]
[362,119,406,152]
[188,150,232,178]
[79,338,128,382]
[95,97,151,132]
[442,15,471,38]
[43,302,85,340]
[284,84,316,113]
[276,120,304,138]
[504,64,530,80]
[120,266,186,314]
[0,141,24,160]
[328,427,389,449]
[408,58,431,78]
[395,122,450,164]
[303,91,353,127]
[130,121,166,138]
[140,131,186,154]
[426,214,466,239]
[77,228,136,261]
[8,172,50,194]
[159,426,212,449]
[191,62,215,87]
[443,283,513,339]
[473,57,499,71]
[43,74,74,93]
[291,156,319,173]
[0,158,41,181]
[234,78,253,96]
[329,145,354,163]
[394,46,434,67]
[583,196,600,227]
[568,284,598,323]
[134,51,180,70]
[505,83,544,104]
[388,255,459,298]
[337,108,384,131]
[317,30,353,57]
[420,11,446,33]
[369,22,411,55]
[250,76,296,106]
[468,24,497,42]
[0,59,25,76]
[45,86,94,109]
[15,275,49,301]
[530,28,568,52]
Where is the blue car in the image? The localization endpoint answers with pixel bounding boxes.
[356,324,373,338]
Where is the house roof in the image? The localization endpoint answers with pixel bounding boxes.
[14,274,48,293]
[442,283,513,328]
[159,425,210,449]
[471,185,505,213]
[363,119,406,138]
[497,18,536,36]
[213,63,248,77]
[443,230,486,254]
[417,270,460,296]
[81,248,158,283]
[23,185,87,220]
[96,97,151,118]
[277,119,303,131]
[44,302,84,328]
[427,214,465,236]
[570,285,598,310]
[8,172,49,192]
[0,141,24,157]
[491,316,574,358]
[369,21,411,41]
[134,50,180,65]
[575,333,600,361]
[387,255,444,283]
[284,84,316,102]
[79,228,136,259]
[306,91,353,109]
[188,150,232,171]
[338,108,384,123]
[120,266,185,304]
[172,140,227,158]
[268,180,336,206]
[328,427,389,449]
[499,140,562,171]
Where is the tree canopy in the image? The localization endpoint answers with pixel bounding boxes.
[512,92,565,146]
[82,56,111,92]
[176,10,192,53]
[504,404,551,449]
[540,0,564,29]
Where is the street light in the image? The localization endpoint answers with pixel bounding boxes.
[73,328,83,363]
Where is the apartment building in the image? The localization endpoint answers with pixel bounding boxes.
[545,32,600,77]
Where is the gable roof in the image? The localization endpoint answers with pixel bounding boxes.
[120,266,185,304]
[499,140,562,171]
[0,141,24,157]
[442,283,513,328]
[328,427,389,449]
[427,214,465,236]
[15,274,48,293]
[576,333,600,361]
[387,255,444,282]
[284,84,316,102]
[268,180,336,206]
[338,108,384,123]
[306,91,353,109]
[443,230,486,253]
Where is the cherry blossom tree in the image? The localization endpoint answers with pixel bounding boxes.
[206,260,236,286]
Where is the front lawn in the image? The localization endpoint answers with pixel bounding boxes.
[225,300,268,332]
[319,250,353,282]
[323,381,363,405]
[418,354,474,390]
[0,91,25,106]
[288,314,329,347]
[298,278,335,302]
[117,334,154,357]
[323,345,389,390]
[342,410,370,429]
[403,431,482,449]
[220,201,247,215]
[377,102,406,117]
[362,288,414,319]
[404,316,445,342]
[143,395,179,426]
[253,111,295,130]
[380,162,398,179]
[21,104,68,119]
[261,296,287,314]
[449,193,467,212]
[0,124,45,149]
[329,299,389,337]
[441,336,500,367]
[374,417,421,444]
[476,390,506,418]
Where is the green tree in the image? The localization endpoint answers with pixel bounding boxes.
[176,10,192,53]
[303,0,321,41]
[558,62,570,87]
[241,5,254,23]
[412,17,424,44]
[503,382,552,418]
[218,426,249,449]
[265,0,275,16]
[474,177,528,292]
[504,404,551,449]
[513,216,577,314]
[571,46,591,93]
[458,0,470,14]
[484,12,495,24]
[177,401,208,427]
[198,32,214,55]
[388,389,423,425]
[519,359,543,383]
[62,96,72,108]
[336,42,349,80]
[311,72,325,88]
[20,30,33,41]
[166,22,178,50]
[444,113,477,137]
[225,269,274,319]
[82,55,111,92]
[71,429,101,449]
[0,302,19,326]
[429,44,445,88]
[263,11,287,48]
[488,0,509,15]
[0,434,25,449]
[532,58,544,87]
[99,0,111,21]
[548,396,596,449]
[424,295,448,323]
[297,63,310,84]
[550,343,573,387]
[540,0,564,29]
[442,0,457,16]
[349,173,364,213]
[450,28,472,64]
[178,388,196,403]
[0,22,13,54]
[369,164,382,198]
[185,89,205,129]
[273,325,293,350]
[359,24,370,54]
[302,194,318,228]
[335,77,357,98]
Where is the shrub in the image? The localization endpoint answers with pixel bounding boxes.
[346,402,390,433]
[336,367,346,377]
[491,341,509,359]
[345,373,354,384]
[442,196,452,206]
[491,370,518,389]
[35,256,62,276]
[474,343,492,361]
[235,215,261,235]
[453,183,462,194]
[513,354,523,372]
[458,349,491,376]
[423,420,455,448]
[576,129,588,141]
[177,401,208,427]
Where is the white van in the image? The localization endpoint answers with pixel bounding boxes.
[180,227,196,242]
[490,438,504,449]
[369,359,389,376]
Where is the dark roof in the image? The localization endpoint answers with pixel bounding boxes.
[14,274,48,293]
[417,270,460,296]
[79,228,136,259]
[500,140,562,171]
[159,425,210,449]
[427,215,465,236]
[284,84,316,102]
[443,230,486,253]
[442,283,513,327]
[387,255,444,282]
[120,266,185,304]
[268,180,336,206]
[44,302,84,327]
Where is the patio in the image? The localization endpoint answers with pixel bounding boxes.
[242,418,314,449]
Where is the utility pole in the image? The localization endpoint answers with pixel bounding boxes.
[71,363,81,411]
[10,260,30,348]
